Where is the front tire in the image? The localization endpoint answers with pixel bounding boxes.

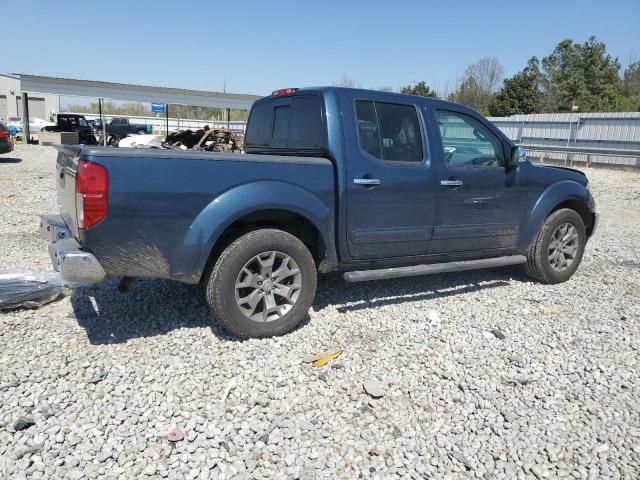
[205,229,317,339]
[524,208,586,284]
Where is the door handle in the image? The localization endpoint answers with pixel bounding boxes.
[440,179,463,187]
[354,178,381,186]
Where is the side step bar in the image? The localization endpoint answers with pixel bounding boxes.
[343,255,527,283]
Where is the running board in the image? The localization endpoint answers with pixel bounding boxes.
[343,255,527,283]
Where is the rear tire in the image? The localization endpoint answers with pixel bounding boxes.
[204,229,317,339]
[524,208,586,284]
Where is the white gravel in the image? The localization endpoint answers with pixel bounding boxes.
[1,145,639,479]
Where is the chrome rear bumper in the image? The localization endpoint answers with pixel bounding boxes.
[40,215,106,284]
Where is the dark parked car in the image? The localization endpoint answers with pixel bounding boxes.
[42,87,596,338]
[43,114,97,145]
[103,117,150,137]
[0,122,14,154]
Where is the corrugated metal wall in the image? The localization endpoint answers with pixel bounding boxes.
[0,74,60,121]
[488,112,640,166]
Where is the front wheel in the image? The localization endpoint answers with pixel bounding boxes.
[204,229,317,338]
[524,208,586,284]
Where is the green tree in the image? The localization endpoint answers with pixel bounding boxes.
[541,36,624,112]
[489,59,542,116]
[400,81,437,97]
[449,57,504,114]
[621,61,640,110]
[448,76,491,114]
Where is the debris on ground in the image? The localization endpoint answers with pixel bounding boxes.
[167,428,185,442]
[427,310,441,325]
[0,270,64,311]
[363,379,384,399]
[448,450,472,470]
[490,328,506,340]
[311,350,342,368]
[220,378,237,403]
[162,127,243,152]
[302,347,342,367]
[87,371,108,384]
[13,416,35,431]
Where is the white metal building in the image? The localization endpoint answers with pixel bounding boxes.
[0,74,59,121]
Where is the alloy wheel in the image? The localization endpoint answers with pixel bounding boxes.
[234,251,302,322]
[548,222,579,272]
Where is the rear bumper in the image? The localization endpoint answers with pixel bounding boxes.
[40,214,106,284]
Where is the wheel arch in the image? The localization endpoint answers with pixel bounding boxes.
[170,181,337,282]
[200,208,328,283]
[518,180,594,252]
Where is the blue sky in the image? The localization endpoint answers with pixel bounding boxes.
[4,0,639,98]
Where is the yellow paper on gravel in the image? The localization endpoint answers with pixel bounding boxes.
[312,350,342,367]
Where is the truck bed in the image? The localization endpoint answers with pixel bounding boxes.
[54,145,335,283]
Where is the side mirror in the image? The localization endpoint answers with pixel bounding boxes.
[509,146,526,167]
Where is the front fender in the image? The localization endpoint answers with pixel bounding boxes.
[171,181,335,282]
[517,180,591,252]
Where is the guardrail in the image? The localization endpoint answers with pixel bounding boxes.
[518,144,640,168]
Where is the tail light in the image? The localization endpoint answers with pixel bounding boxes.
[0,130,8,139]
[272,88,298,96]
[76,161,108,229]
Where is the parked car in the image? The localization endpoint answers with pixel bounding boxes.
[41,87,597,338]
[27,117,57,132]
[43,114,97,145]
[0,122,13,154]
[6,116,23,132]
[100,117,150,137]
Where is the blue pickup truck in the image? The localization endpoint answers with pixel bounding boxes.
[41,87,597,338]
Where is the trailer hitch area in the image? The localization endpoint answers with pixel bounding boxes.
[117,277,134,293]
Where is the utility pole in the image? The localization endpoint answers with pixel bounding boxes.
[410,72,415,89]
[223,80,227,93]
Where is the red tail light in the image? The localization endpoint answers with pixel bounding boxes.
[76,161,108,229]
[271,88,298,97]
[0,130,8,139]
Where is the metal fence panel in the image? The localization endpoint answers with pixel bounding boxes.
[488,112,640,167]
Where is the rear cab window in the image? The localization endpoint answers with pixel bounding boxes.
[245,93,325,156]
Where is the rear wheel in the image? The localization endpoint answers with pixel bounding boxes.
[204,229,317,338]
[524,208,586,284]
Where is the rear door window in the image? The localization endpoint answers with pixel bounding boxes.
[355,100,423,163]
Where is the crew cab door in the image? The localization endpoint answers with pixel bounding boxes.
[343,94,436,260]
[429,108,527,254]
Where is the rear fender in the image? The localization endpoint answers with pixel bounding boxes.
[517,180,591,252]
[172,181,335,282]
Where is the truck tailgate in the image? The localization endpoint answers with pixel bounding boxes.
[54,144,81,239]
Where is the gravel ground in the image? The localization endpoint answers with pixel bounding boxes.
[1,145,639,480]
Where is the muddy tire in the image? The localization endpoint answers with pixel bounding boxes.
[204,229,317,339]
[524,208,586,284]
